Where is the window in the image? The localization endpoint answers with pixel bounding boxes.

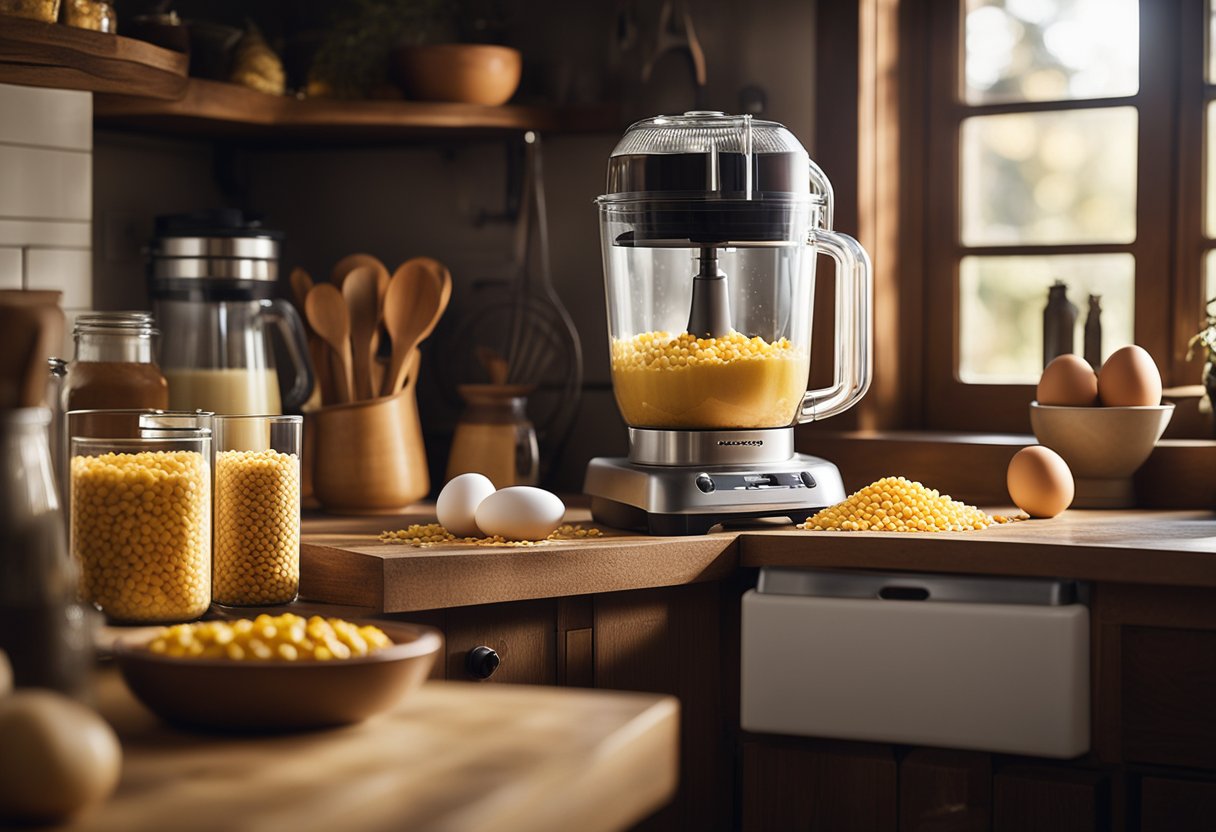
[917,0,1195,431]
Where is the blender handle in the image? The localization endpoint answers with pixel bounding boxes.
[799,229,873,423]
[260,298,316,413]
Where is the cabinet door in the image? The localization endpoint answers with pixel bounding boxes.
[741,738,897,832]
[993,767,1109,832]
[899,749,991,832]
[595,583,727,832]
[1092,584,1216,769]
[1140,776,1216,832]
[443,599,557,685]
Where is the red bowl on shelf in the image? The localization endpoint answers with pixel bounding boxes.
[392,44,522,106]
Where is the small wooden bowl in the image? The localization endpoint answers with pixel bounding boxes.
[113,621,441,731]
[392,44,522,105]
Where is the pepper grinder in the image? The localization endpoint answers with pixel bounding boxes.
[1043,280,1078,367]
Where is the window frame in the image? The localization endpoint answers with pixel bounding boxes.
[918,0,1189,432]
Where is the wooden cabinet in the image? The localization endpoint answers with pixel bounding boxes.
[1139,776,1216,832]
[992,767,1109,832]
[1093,584,1216,769]
[898,750,990,832]
[393,584,728,832]
[391,575,1216,832]
[740,738,897,832]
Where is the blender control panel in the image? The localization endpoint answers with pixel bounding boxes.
[694,472,817,493]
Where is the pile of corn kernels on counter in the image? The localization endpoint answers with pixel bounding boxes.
[379,523,602,547]
[802,476,1018,532]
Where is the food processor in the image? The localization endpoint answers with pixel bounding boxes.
[584,112,872,535]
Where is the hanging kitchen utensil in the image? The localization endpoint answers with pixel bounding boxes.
[305,282,355,404]
[436,133,583,482]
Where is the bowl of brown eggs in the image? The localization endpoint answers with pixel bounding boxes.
[1030,346,1173,508]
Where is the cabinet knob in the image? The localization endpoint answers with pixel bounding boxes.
[466,645,501,680]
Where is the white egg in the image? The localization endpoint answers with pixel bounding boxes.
[474,487,566,541]
[436,473,497,537]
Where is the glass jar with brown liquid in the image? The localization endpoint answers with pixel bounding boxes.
[64,313,169,412]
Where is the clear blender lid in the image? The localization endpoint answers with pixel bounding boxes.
[597,112,830,246]
[599,111,823,203]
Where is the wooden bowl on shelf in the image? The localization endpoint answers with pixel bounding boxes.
[113,620,441,731]
[392,44,522,106]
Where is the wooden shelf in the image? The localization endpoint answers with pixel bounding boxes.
[95,77,620,142]
[0,15,187,99]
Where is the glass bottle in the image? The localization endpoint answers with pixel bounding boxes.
[1084,294,1103,370]
[1042,280,1078,367]
[0,408,94,698]
[446,385,540,488]
[65,312,169,412]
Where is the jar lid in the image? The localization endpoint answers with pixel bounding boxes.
[73,312,157,337]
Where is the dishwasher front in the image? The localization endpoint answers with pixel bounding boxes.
[741,567,1090,758]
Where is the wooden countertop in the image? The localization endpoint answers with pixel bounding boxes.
[19,672,678,832]
[301,508,1216,612]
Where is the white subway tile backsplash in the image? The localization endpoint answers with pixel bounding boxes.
[0,144,91,221]
[0,84,91,151]
[0,218,90,247]
[25,248,91,308]
[0,246,20,289]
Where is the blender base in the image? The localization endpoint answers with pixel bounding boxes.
[584,453,847,536]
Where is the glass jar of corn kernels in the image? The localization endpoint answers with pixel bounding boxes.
[212,415,302,607]
[69,431,211,623]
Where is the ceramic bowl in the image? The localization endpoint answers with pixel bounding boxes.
[392,44,522,106]
[1029,402,1174,507]
[114,620,441,731]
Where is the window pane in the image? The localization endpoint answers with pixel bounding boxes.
[1206,250,1216,305]
[1210,0,1216,84]
[964,0,1139,104]
[961,107,1137,246]
[1208,102,1216,239]
[959,254,1135,384]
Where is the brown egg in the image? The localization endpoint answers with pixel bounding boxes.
[1097,345,1162,407]
[1006,446,1074,518]
[1036,355,1098,406]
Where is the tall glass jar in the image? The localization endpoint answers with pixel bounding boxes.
[212,415,302,607]
[0,408,94,698]
[65,312,169,412]
[70,428,211,623]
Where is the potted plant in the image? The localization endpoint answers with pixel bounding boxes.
[1186,297,1216,418]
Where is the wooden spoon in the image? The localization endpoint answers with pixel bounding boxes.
[330,253,388,289]
[288,267,334,405]
[305,282,355,404]
[289,267,314,311]
[381,258,452,397]
[342,265,381,400]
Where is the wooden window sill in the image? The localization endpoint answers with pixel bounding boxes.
[794,428,1216,509]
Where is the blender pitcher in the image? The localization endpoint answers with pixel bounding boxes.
[149,211,313,415]
[585,111,873,535]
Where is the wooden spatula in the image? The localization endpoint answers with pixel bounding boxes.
[305,282,355,404]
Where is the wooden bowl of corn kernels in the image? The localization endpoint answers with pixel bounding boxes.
[113,616,441,731]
